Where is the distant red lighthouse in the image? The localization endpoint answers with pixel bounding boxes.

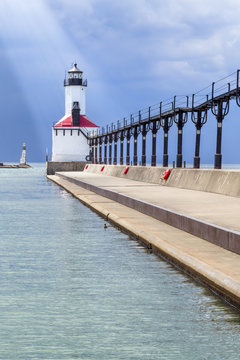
[52,64,98,161]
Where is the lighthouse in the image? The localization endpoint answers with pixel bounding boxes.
[52,64,98,162]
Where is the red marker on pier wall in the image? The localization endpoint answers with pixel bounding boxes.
[163,169,171,180]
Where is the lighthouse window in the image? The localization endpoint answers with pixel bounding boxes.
[63,130,65,136]
[70,130,72,136]
[55,130,58,136]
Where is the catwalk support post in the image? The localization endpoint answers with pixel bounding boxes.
[191,94,208,168]
[89,136,94,164]
[126,128,131,166]
[141,122,149,166]
[94,137,98,164]
[104,134,108,165]
[149,107,160,166]
[98,135,103,164]
[108,133,113,165]
[120,130,124,165]
[113,131,118,165]
[173,96,188,168]
[161,116,173,167]
[211,82,230,169]
[131,113,141,166]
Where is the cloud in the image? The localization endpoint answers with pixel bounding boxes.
[0,0,240,160]
[47,0,240,89]
[0,0,89,160]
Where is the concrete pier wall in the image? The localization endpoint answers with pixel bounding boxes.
[84,164,240,197]
[56,171,240,255]
[46,161,87,175]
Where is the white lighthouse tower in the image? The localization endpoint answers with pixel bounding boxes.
[52,64,98,161]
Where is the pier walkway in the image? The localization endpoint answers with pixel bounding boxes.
[48,167,240,308]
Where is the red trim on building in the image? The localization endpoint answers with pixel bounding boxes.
[54,115,98,128]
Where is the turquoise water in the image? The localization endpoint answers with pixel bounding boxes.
[0,164,240,359]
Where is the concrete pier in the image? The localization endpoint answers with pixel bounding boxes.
[0,163,31,168]
[46,161,87,175]
[47,165,240,307]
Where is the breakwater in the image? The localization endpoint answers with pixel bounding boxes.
[48,164,240,307]
[0,163,31,168]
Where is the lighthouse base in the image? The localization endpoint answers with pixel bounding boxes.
[52,126,92,163]
[46,161,87,175]
[52,154,88,162]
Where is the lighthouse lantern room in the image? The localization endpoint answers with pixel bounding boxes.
[52,64,98,162]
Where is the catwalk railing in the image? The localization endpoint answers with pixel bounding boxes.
[88,70,240,169]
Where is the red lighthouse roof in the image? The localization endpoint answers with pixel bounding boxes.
[54,114,98,128]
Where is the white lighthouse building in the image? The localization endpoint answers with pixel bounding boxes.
[52,64,98,161]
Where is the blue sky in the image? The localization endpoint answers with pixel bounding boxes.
[0,0,240,163]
